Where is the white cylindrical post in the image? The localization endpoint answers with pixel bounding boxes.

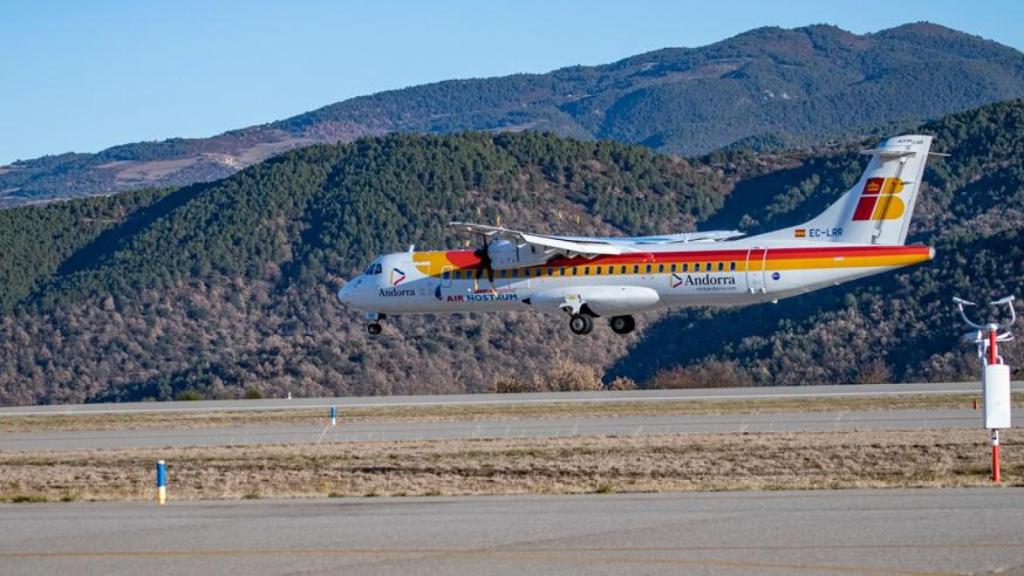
[330,405,337,427]
[156,460,167,505]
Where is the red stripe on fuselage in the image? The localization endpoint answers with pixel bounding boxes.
[443,245,930,270]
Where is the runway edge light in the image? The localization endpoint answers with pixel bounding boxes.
[156,460,167,505]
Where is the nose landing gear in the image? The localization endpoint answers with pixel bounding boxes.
[365,312,386,336]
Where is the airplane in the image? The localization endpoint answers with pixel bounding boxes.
[339,134,938,336]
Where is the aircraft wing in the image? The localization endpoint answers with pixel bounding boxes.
[450,222,624,255]
[554,230,745,244]
[449,222,745,257]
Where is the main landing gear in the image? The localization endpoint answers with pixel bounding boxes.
[567,313,636,335]
[609,315,636,335]
[365,312,386,336]
[569,313,594,335]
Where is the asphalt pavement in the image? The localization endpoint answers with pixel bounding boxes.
[3,489,1022,575]
[2,381,1016,416]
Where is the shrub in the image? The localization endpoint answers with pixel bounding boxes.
[173,389,203,401]
[607,376,637,390]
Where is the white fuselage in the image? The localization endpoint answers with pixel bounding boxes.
[338,239,933,318]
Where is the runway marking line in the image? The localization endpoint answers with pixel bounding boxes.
[4,542,1022,557]
[4,544,1009,575]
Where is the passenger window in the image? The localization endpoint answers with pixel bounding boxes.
[693,263,700,272]
[572,267,578,276]
[632,265,639,274]
[559,267,565,276]
[718,262,724,272]
[500,270,507,278]
[583,267,590,275]
[670,264,677,273]
[658,264,664,273]
[730,262,736,271]
[705,262,711,271]
[645,264,652,273]
[442,270,450,280]
[596,266,602,275]
[547,268,553,276]
[683,263,689,272]
[620,265,627,274]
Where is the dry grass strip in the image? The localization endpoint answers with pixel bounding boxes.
[1,428,1019,502]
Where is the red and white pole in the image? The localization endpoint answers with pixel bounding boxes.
[988,326,1001,484]
[992,429,1001,484]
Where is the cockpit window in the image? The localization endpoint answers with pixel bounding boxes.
[363,262,383,275]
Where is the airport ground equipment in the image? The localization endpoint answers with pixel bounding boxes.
[955,295,1016,484]
[330,405,337,426]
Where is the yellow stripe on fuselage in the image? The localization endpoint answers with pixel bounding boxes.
[409,248,931,277]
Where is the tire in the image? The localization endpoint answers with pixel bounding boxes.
[367,323,383,336]
[569,313,593,335]
[609,315,636,335]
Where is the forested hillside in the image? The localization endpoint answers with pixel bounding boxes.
[4,22,1024,206]
[0,133,728,404]
[1,101,1022,406]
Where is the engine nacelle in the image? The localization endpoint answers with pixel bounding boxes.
[525,285,661,316]
[487,239,550,270]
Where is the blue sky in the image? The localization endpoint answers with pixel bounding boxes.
[1,0,1022,165]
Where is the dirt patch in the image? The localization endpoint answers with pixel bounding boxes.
[1,429,1018,502]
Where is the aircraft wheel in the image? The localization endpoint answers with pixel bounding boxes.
[609,315,636,335]
[367,322,383,336]
[569,313,593,335]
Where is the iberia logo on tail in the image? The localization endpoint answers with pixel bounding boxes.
[852,177,905,221]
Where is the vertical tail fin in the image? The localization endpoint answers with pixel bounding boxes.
[754,135,933,245]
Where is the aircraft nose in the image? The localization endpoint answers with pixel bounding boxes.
[338,281,355,306]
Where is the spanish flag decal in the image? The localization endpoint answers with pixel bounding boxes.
[794,229,807,238]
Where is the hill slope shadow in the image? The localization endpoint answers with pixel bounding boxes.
[51,182,213,280]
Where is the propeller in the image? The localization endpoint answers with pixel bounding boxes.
[473,236,495,284]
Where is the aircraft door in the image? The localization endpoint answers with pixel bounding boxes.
[441,266,453,288]
[745,247,768,294]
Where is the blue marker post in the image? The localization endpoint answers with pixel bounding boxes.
[156,460,167,505]
[330,405,337,427]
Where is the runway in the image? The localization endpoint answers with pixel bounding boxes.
[2,381,1015,416]
[3,489,1022,575]
[0,408,988,451]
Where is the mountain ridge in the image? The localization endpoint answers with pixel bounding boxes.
[4,22,1023,207]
